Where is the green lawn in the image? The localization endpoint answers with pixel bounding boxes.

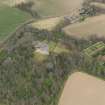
[0,6,31,41]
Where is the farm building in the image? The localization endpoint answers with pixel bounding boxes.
[83,42,105,57]
[33,41,49,55]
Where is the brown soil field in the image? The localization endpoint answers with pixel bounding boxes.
[1,0,85,17]
[33,0,84,17]
[58,72,105,105]
[63,15,105,39]
[3,0,83,17]
[90,2,105,9]
[0,0,25,6]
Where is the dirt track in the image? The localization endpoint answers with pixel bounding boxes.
[58,72,105,105]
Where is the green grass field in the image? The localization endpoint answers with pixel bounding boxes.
[0,6,31,42]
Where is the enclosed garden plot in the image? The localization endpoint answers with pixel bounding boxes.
[83,42,105,57]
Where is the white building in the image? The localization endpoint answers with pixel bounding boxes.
[33,41,49,55]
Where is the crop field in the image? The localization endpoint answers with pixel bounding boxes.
[90,2,105,9]
[0,0,26,6]
[30,0,84,17]
[1,0,84,17]
[63,15,105,39]
[59,72,105,105]
[0,5,31,42]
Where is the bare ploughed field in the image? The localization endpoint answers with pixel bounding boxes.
[34,0,84,17]
[58,72,105,105]
[1,0,84,17]
[63,15,105,39]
